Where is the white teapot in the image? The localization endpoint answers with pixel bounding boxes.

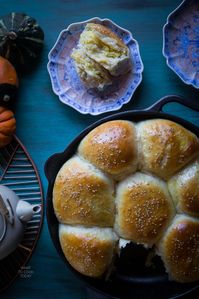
[0,185,40,260]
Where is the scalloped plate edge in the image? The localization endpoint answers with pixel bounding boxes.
[162,0,199,89]
[47,17,144,115]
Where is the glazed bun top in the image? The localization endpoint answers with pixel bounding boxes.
[157,215,199,283]
[53,119,199,281]
[59,225,118,278]
[78,120,138,181]
[137,119,199,180]
[53,156,115,227]
[168,159,199,217]
[115,172,175,246]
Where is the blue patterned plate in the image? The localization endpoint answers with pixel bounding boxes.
[163,0,199,89]
[47,17,143,115]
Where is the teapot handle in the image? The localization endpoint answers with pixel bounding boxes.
[0,195,14,243]
[0,194,14,224]
[5,198,14,225]
[0,214,6,243]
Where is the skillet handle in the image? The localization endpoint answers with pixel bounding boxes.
[146,95,199,112]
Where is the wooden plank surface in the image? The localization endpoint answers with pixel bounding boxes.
[0,0,199,298]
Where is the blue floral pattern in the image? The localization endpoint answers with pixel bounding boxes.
[163,0,199,89]
[47,17,143,115]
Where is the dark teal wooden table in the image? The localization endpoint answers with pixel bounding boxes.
[1,0,199,298]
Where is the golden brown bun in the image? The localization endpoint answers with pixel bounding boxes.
[59,225,118,277]
[71,22,131,90]
[53,156,115,227]
[115,172,175,246]
[79,23,131,77]
[85,23,127,49]
[157,215,199,283]
[168,160,199,217]
[137,119,199,180]
[78,120,137,180]
[71,47,112,91]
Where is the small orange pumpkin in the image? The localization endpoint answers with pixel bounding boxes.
[0,56,18,107]
[0,106,16,148]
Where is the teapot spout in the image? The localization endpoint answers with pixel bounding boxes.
[16,201,41,223]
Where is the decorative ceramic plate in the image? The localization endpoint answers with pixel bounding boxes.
[47,17,143,115]
[0,136,43,292]
[163,0,199,89]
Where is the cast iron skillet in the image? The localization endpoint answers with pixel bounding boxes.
[45,95,199,299]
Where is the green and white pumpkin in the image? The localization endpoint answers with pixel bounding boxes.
[0,12,44,73]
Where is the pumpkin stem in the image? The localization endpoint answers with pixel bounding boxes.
[7,31,17,40]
